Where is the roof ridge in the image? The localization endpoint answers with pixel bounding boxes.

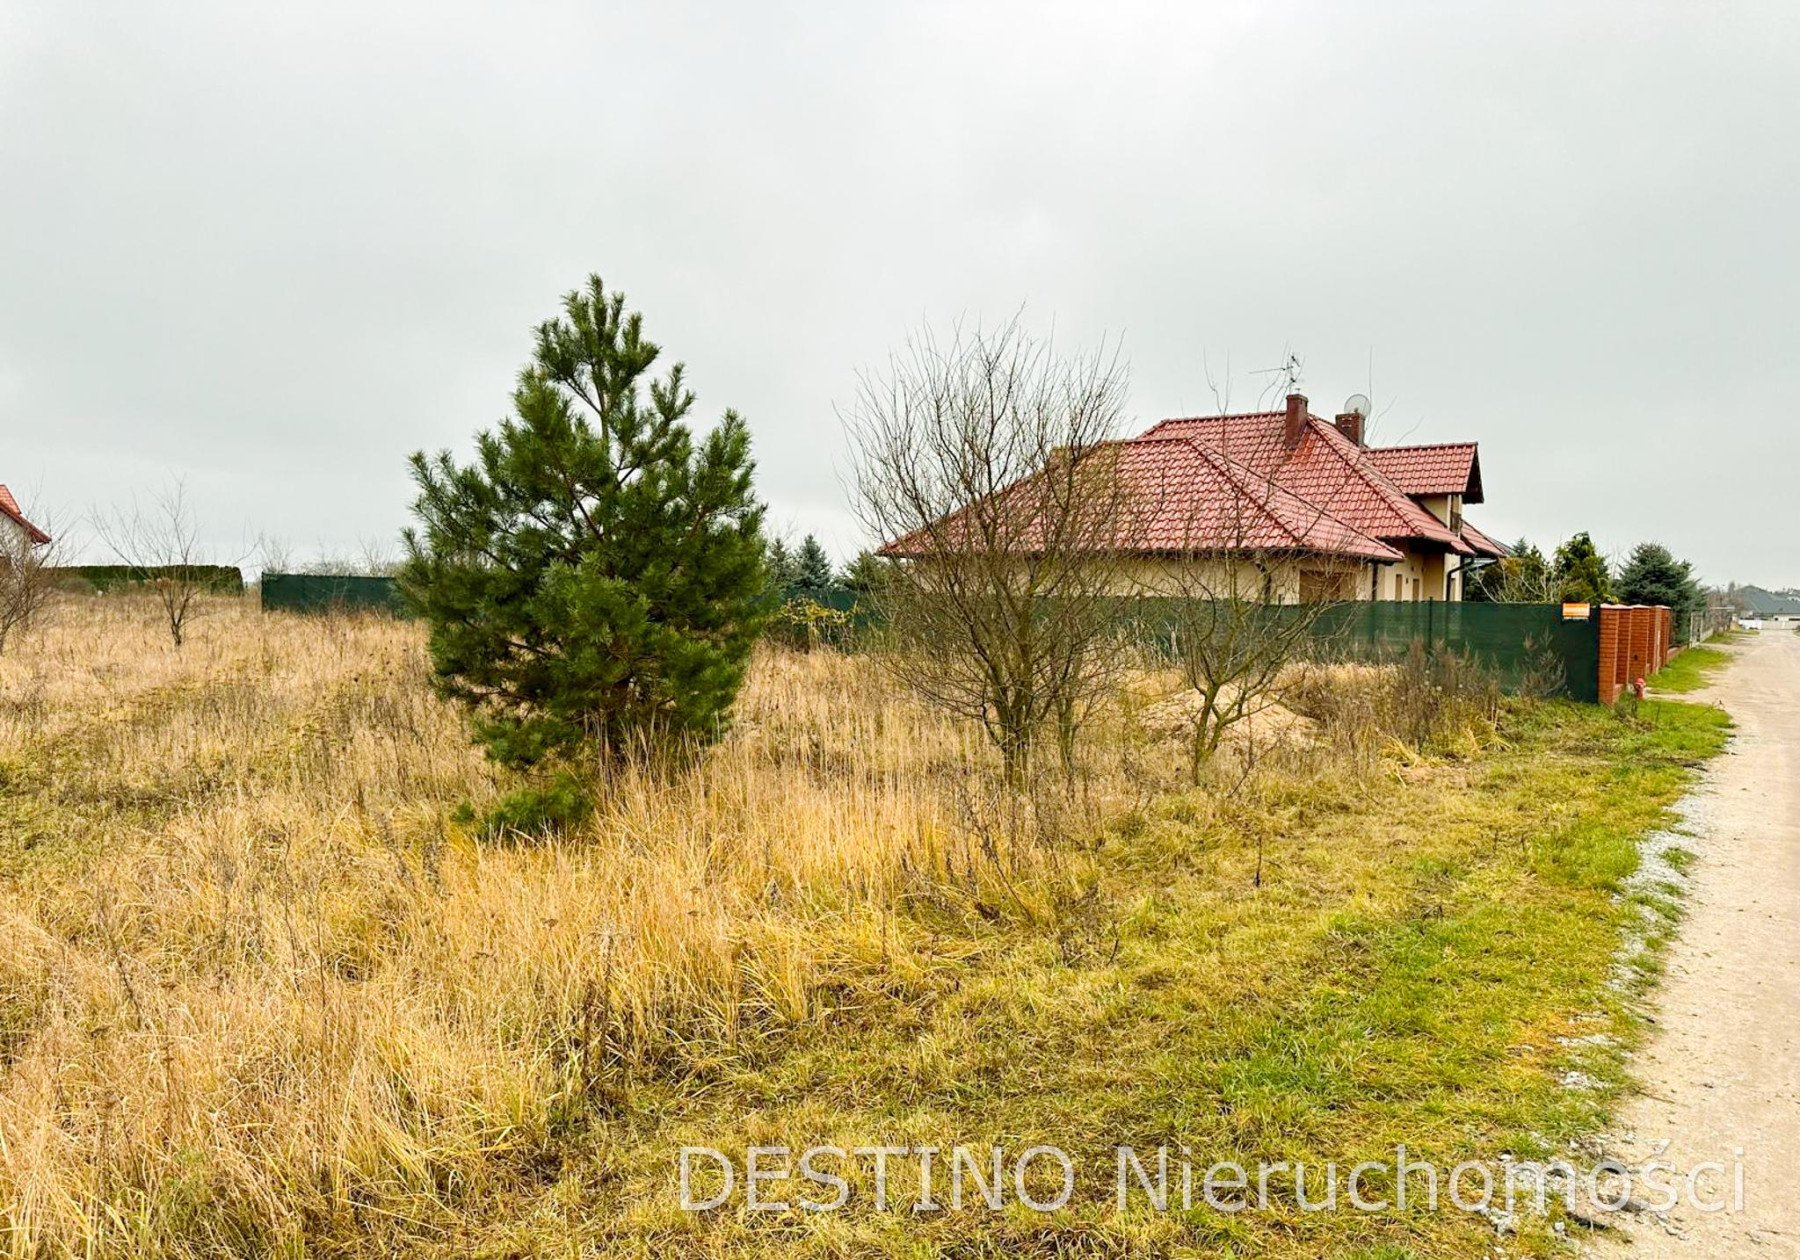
[1367,440,1478,454]
[1172,436,1401,559]
[1297,422,1421,534]
[1138,410,1283,437]
[1305,421,1471,552]
[1178,441,1310,550]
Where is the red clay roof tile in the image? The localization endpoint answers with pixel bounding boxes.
[0,484,50,546]
[1458,520,1509,558]
[1365,443,1483,502]
[1141,413,1474,555]
[881,406,1494,569]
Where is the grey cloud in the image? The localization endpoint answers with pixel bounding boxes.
[3,0,1795,581]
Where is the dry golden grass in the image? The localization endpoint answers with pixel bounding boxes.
[0,596,1145,1256]
[0,596,1730,1259]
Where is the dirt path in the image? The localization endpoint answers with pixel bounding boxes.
[1599,630,1800,1254]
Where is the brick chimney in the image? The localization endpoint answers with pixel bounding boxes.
[1284,393,1308,448]
[1333,410,1365,446]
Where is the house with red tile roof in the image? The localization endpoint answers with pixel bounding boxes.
[0,484,52,551]
[883,393,1504,602]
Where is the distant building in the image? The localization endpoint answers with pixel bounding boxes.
[883,393,1505,602]
[0,484,51,551]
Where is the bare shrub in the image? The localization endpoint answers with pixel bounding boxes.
[1126,385,1376,784]
[257,532,295,576]
[92,476,228,647]
[1291,643,1502,761]
[1145,558,1335,784]
[844,316,1137,783]
[1389,642,1502,750]
[1516,629,1569,700]
[0,510,60,655]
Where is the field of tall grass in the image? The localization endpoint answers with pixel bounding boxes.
[0,596,1144,1254]
[0,596,1729,1257]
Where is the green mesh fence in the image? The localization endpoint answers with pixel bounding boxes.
[1336,601,1598,701]
[260,574,410,616]
[256,576,1603,702]
[869,597,1601,703]
[1127,600,1599,702]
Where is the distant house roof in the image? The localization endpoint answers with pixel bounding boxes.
[1107,436,1404,561]
[882,397,1497,567]
[1458,519,1509,559]
[1365,443,1483,503]
[1132,408,1474,556]
[0,485,50,545]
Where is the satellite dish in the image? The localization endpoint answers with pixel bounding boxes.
[1342,393,1372,418]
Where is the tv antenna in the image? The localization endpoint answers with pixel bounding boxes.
[1250,351,1304,404]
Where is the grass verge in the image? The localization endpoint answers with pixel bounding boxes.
[483,699,1730,1259]
[1652,644,1733,694]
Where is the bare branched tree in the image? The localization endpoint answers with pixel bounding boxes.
[257,533,294,577]
[1471,544,1559,603]
[0,509,61,655]
[1149,549,1337,783]
[845,317,1138,783]
[1139,423,1359,784]
[93,478,214,648]
[354,534,404,577]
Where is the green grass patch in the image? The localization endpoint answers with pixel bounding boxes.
[1661,845,1697,874]
[1651,644,1733,694]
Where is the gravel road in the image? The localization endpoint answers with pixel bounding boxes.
[1600,629,1800,1254]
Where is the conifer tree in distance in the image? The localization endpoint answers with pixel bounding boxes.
[402,276,765,782]
[765,537,800,597]
[1618,541,1702,628]
[794,535,834,595]
[1553,531,1614,604]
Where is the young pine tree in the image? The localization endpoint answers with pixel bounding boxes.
[402,276,766,785]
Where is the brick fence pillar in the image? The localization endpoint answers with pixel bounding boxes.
[1615,606,1631,701]
[1628,606,1652,687]
[1597,606,1623,704]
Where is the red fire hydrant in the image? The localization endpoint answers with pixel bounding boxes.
[1633,676,1647,701]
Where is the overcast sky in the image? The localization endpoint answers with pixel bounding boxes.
[3,1,1796,585]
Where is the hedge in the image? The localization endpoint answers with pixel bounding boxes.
[50,565,245,595]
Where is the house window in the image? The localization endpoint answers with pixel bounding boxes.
[1393,573,1403,600]
[1301,568,1347,602]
